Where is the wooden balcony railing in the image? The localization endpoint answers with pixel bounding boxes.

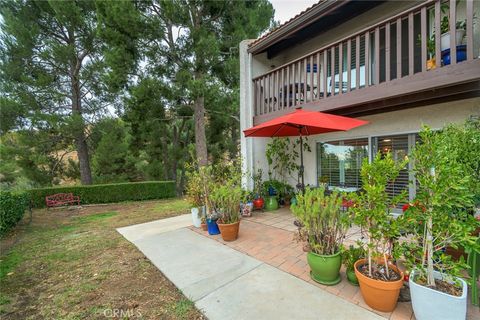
[252,0,478,117]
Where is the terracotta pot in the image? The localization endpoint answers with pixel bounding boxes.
[426,58,436,70]
[201,223,207,231]
[354,259,404,312]
[217,220,240,241]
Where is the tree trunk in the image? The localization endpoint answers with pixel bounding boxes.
[71,69,92,185]
[194,95,208,166]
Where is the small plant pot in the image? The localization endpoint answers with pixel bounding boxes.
[217,220,240,241]
[354,259,404,312]
[253,197,264,210]
[307,251,342,285]
[426,58,436,70]
[206,219,220,235]
[346,269,359,286]
[191,207,201,228]
[201,223,207,231]
[409,270,467,320]
[265,196,279,211]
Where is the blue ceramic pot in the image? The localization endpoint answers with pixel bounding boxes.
[207,219,220,235]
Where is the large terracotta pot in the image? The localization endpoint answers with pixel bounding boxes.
[217,220,240,241]
[354,259,404,312]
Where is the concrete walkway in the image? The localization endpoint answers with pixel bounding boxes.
[117,215,383,320]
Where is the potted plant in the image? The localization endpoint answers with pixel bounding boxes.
[342,244,365,286]
[417,34,436,70]
[398,127,480,320]
[439,1,466,51]
[348,152,407,312]
[198,165,220,235]
[252,169,264,210]
[291,186,348,285]
[185,167,204,228]
[211,171,243,241]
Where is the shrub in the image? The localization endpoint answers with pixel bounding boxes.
[0,191,29,236]
[27,181,175,208]
[291,187,348,255]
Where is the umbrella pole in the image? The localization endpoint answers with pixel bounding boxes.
[299,132,305,193]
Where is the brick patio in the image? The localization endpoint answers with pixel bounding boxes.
[191,208,480,320]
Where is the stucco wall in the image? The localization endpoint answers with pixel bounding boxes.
[244,98,480,188]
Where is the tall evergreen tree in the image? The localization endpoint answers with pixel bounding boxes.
[98,0,275,167]
[1,0,111,184]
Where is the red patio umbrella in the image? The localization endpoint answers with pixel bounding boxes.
[243,108,368,191]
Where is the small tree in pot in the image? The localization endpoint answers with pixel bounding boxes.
[291,186,348,285]
[185,165,204,228]
[398,126,480,320]
[348,152,407,312]
[210,167,243,241]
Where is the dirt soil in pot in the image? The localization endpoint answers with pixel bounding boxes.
[414,277,462,297]
[357,263,402,282]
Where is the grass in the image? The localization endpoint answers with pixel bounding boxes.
[0,198,204,319]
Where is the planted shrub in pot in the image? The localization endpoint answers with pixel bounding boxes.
[185,165,204,228]
[398,127,480,320]
[291,187,348,285]
[211,168,243,241]
[348,152,408,312]
[252,169,265,210]
[342,244,365,286]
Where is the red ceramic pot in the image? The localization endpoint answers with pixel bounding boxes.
[253,197,264,210]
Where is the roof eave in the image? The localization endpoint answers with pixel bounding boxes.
[247,0,345,55]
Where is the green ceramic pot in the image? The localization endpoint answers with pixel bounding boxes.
[346,268,359,286]
[307,251,342,285]
[265,196,278,211]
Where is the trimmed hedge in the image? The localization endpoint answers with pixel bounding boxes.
[0,191,29,236]
[28,181,176,208]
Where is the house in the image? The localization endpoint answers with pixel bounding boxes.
[240,0,480,207]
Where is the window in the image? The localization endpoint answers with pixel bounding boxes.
[316,138,369,189]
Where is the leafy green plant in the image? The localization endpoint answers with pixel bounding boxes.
[348,152,407,280]
[210,165,244,224]
[262,179,294,200]
[291,187,348,255]
[185,163,204,208]
[398,126,480,289]
[252,168,264,198]
[28,181,175,208]
[342,244,366,272]
[0,191,29,236]
[265,137,310,182]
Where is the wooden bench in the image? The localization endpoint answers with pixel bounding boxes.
[45,193,81,208]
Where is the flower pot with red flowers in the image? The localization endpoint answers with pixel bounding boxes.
[348,152,408,312]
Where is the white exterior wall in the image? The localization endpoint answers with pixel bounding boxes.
[241,1,480,189]
[242,98,480,188]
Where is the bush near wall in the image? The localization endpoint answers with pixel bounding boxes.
[28,181,176,208]
[0,191,29,236]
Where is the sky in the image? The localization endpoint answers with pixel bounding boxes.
[271,0,319,23]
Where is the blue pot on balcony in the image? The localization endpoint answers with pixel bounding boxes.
[206,219,220,235]
[441,45,466,66]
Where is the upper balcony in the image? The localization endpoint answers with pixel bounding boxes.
[251,0,480,125]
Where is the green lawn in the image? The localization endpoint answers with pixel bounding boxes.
[0,198,203,320]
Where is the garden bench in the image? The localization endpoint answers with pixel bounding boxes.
[45,193,81,208]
